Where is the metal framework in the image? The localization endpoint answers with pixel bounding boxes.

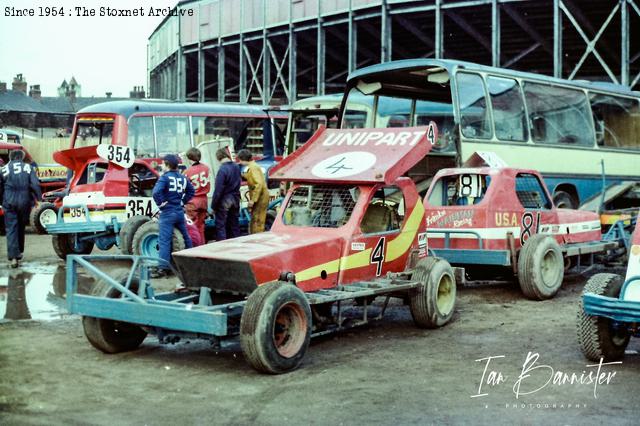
[148,0,640,104]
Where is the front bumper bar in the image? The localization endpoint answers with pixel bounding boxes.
[583,294,640,323]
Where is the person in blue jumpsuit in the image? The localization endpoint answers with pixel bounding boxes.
[211,148,241,240]
[0,150,42,268]
[151,154,195,277]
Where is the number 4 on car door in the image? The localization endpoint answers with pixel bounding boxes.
[370,237,386,277]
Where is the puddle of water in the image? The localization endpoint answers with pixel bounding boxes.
[0,264,96,321]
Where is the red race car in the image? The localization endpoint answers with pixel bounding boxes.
[424,153,617,300]
[68,125,459,373]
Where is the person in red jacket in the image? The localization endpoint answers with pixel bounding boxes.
[183,147,211,243]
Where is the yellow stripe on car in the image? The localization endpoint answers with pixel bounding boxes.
[296,203,425,282]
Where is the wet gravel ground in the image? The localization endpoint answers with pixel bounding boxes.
[1,233,639,425]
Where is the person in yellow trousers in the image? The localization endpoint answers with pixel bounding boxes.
[237,149,269,233]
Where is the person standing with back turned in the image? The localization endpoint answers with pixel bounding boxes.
[184,147,211,243]
[0,150,41,268]
[211,148,241,240]
[237,149,269,234]
[151,154,195,278]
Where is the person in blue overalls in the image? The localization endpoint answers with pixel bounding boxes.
[151,154,195,277]
[0,150,42,268]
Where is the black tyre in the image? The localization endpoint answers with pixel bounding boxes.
[30,202,58,234]
[240,281,312,374]
[82,276,147,354]
[265,209,277,231]
[553,190,577,209]
[119,215,151,254]
[577,273,630,362]
[409,257,456,328]
[131,221,186,261]
[52,233,94,260]
[517,234,564,300]
[0,217,5,236]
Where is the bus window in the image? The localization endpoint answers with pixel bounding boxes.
[127,116,155,158]
[375,96,412,128]
[590,94,640,150]
[191,116,228,146]
[415,100,455,151]
[155,116,191,156]
[200,117,266,157]
[344,87,374,128]
[515,173,552,209]
[291,113,330,148]
[74,121,114,148]
[523,82,592,146]
[456,73,491,139]
[488,76,527,142]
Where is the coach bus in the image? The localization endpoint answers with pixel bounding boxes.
[72,100,287,161]
[339,59,640,208]
[44,100,287,257]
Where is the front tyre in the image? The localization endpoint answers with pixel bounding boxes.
[240,281,312,374]
[82,277,147,354]
[52,233,94,260]
[577,273,630,362]
[409,257,456,328]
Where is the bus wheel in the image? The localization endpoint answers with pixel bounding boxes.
[553,191,577,209]
[30,202,58,234]
[131,221,185,260]
[83,276,147,353]
[52,233,95,260]
[240,281,311,374]
[517,235,564,300]
[409,257,456,328]
[119,215,151,254]
[577,273,630,361]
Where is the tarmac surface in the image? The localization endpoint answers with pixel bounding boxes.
[1,232,639,425]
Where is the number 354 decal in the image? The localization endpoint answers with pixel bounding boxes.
[370,237,386,277]
[126,198,154,218]
[97,145,135,168]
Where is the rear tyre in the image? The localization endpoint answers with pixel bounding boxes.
[409,257,456,328]
[240,281,312,374]
[553,190,577,209]
[517,234,564,300]
[82,276,147,353]
[577,273,630,361]
[52,233,94,260]
[30,202,58,234]
[131,221,186,262]
[119,215,151,254]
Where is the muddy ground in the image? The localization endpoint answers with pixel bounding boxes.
[1,233,639,425]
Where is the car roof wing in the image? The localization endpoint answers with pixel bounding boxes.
[270,125,436,185]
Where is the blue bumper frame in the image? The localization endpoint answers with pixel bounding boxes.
[66,255,232,336]
[46,204,113,234]
[583,276,640,323]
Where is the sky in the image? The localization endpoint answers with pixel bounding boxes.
[0,0,177,98]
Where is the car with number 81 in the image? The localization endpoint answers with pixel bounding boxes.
[424,154,620,300]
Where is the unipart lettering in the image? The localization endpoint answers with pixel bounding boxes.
[322,130,425,147]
